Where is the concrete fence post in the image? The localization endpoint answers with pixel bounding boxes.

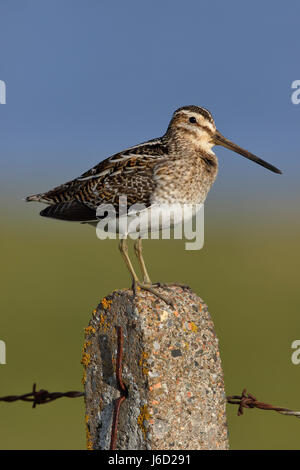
[82,285,229,450]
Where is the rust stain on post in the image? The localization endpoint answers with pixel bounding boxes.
[83,285,229,450]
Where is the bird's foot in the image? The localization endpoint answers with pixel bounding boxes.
[132,281,175,308]
[154,282,191,291]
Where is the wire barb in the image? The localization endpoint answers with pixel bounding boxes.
[0,383,83,408]
[227,388,300,419]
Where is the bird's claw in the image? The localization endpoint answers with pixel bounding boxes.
[154,282,190,291]
[132,281,175,309]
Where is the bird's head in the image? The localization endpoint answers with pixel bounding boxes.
[167,105,282,174]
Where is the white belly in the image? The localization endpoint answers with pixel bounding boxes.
[95,202,204,239]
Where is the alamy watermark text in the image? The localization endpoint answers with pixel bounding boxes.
[0,80,6,104]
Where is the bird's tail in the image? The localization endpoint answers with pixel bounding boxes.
[24,194,50,203]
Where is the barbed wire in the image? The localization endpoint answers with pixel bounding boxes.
[0,326,128,449]
[0,371,299,449]
[0,383,83,408]
[227,388,300,418]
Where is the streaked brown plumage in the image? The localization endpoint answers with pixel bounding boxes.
[25,105,282,306]
[27,138,168,219]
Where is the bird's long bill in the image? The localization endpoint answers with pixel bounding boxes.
[214,130,282,174]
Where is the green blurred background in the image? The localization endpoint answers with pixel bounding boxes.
[1,0,300,450]
[1,199,300,449]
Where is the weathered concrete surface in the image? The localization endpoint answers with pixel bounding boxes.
[83,285,229,450]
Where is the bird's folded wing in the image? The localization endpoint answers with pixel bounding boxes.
[40,200,97,221]
[26,139,169,213]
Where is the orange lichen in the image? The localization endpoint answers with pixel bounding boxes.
[81,352,91,367]
[99,312,110,332]
[137,405,151,439]
[139,351,149,376]
[189,321,198,333]
[82,369,87,385]
[82,341,91,352]
[84,325,96,336]
[101,297,112,310]
[85,415,93,450]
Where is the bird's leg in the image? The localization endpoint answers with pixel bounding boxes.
[133,238,152,285]
[119,238,140,289]
[119,238,174,308]
[132,238,174,308]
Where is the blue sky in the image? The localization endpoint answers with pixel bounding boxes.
[0,0,299,208]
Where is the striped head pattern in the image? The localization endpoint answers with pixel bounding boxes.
[167,105,216,153]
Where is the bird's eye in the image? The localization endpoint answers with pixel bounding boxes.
[189,117,197,123]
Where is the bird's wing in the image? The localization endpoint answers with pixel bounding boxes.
[39,200,98,221]
[26,138,169,221]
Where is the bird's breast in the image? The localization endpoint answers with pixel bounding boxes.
[151,153,218,205]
